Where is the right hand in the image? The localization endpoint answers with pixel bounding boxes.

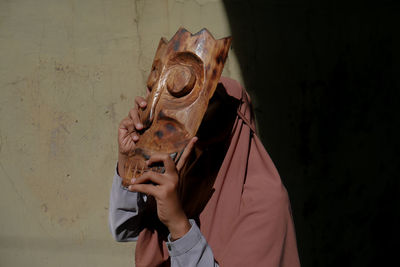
[117,96,147,177]
[128,137,198,240]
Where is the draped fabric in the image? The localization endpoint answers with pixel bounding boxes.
[135,77,300,267]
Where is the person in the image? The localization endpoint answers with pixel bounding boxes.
[109,77,301,266]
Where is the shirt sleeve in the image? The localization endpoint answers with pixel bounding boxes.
[167,220,219,267]
[108,168,141,242]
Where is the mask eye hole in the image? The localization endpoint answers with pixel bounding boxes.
[166,65,196,97]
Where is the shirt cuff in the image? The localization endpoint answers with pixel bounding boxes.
[166,219,202,257]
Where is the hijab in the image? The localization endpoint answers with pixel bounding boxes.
[134,77,300,267]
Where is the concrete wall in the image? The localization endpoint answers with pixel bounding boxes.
[0,0,240,266]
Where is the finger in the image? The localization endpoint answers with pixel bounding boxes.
[148,153,176,174]
[119,118,138,144]
[128,183,158,197]
[133,171,164,186]
[129,132,139,142]
[135,96,147,109]
[121,134,135,148]
[176,137,198,171]
[129,108,143,130]
[119,117,135,134]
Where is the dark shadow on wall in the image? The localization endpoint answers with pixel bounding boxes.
[222,0,400,266]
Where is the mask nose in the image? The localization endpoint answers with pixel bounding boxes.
[139,82,163,129]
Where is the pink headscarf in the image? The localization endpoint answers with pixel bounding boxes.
[135,77,300,267]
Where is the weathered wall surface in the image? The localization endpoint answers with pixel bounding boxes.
[0,0,240,266]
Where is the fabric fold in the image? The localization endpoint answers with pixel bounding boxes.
[135,77,300,267]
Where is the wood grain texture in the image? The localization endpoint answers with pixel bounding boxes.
[122,28,231,186]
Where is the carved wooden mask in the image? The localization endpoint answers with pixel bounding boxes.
[122,28,232,185]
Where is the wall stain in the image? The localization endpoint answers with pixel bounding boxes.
[105,102,117,123]
[120,93,127,101]
[58,217,68,226]
[41,203,48,213]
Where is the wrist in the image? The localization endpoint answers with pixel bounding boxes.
[168,216,191,241]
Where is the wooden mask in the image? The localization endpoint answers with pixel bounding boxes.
[122,28,232,186]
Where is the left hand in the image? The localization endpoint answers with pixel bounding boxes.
[128,137,197,240]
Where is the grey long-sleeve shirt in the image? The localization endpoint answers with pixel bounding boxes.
[109,171,219,267]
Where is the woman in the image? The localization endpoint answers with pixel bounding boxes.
[109,77,300,266]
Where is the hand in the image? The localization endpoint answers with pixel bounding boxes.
[118,96,147,177]
[128,137,198,240]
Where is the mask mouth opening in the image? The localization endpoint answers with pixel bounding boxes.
[121,149,183,188]
[122,153,148,187]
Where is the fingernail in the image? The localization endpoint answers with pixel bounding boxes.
[141,101,146,107]
[131,178,136,183]
[133,135,139,141]
[137,123,143,129]
[128,185,133,191]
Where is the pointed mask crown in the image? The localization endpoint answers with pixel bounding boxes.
[147,28,232,100]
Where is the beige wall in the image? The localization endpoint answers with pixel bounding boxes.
[0,0,241,266]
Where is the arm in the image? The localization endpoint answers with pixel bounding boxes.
[167,220,219,267]
[108,169,141,242]
[109,96,147,241]
[128,148,220,266]
[110,175,219,265]
[109,166,220,265]
[111,96,219,265]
